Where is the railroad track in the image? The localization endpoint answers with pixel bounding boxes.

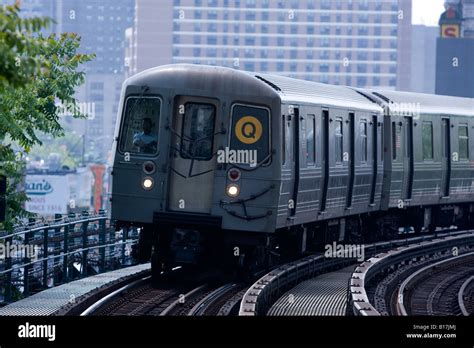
[188,283,247,316]
[396,252,474,316]
[161,282,247,316]
[241,231,470,316]
[350,231,474,316]
[80,268,249,316]
[459,276,474,316]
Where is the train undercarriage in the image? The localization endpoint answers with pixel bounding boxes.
[129,203,474,280]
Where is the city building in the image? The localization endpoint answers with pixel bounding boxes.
[0,0,55,28]
[2,0,134,162]
[435,0,474,97]
[128,0,413,90]
[55,0,135,162]
[408,25,438,94]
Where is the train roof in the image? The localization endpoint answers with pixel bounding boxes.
[126,65,473,117]
[126,64,382,113]
[255,73,383,113]
[362,89,474,117]
[125,64,279,99]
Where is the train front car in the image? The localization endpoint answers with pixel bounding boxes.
[110,65,282,277]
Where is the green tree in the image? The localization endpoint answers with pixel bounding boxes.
[0,3,94,230]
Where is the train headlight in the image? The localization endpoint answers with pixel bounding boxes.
[226,184,240,197]
[142,177,154,190]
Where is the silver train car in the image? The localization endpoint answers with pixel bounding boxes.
[110,64,474,277]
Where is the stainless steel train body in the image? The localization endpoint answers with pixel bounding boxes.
[110,64,474,271]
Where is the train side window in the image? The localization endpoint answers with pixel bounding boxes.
[422,121,433,160]
[282,114,286,165]
[360,119,367,163]
[335,118,343,163]
[306,114,315,165]
[392,122,397,160]
[459,124,469,160]
[230,104,270,165]
[380,120,384,162]
[119,97,161,156]
[180,103,216,160]
[392,121,402,160]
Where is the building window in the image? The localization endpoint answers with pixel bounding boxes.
[422,121,433,160]
[335,119,343,163]
[459,124,469,160]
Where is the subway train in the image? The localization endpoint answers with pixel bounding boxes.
[110,64,474,277]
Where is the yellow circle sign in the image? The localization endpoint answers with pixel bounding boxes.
[235,116,263,144]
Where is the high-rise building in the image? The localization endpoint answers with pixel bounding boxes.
[129,0,412,89]
[54,0,135,162]
[436,0,474,97]
[408,25,438,94]
[0,0,55,35]
[2,0,134,162]
[463,0,474,38]
[0,0,55,23]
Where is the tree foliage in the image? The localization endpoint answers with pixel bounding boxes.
[0,3,94,229]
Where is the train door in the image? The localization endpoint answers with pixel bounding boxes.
[441,118,451,197]
[346,112,355,208]
[370,115,378,205]
[168,96,218,213]
[281,106,295,220]
[290,106,300,217]
[403,117,414,200]
[298,106,320,218]
[320,109,329,212]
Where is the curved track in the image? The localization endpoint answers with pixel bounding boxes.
[81,269,248,316]
[397,253,474,316]
[459,276,474,316]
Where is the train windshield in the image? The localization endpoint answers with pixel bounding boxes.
[119,97,161,155]
[180,103,216,160]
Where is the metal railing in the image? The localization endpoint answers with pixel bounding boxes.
[0,210,139,304]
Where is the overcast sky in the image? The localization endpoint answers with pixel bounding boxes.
[412,0,446,26]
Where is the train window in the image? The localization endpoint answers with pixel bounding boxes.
[392,121,402,160]
[459,124,469,160]
[230,104,270,164]
[119,97,161,155]
[306,115,315,165]
[360,120,368,163]
[380,121,384,162]
[422,121,433,160]
[282,114,286,165]
[335,118,343,163]
[180,103,216,160]
[392,122,397,160]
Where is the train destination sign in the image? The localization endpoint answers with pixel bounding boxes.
[235,116,263,144]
